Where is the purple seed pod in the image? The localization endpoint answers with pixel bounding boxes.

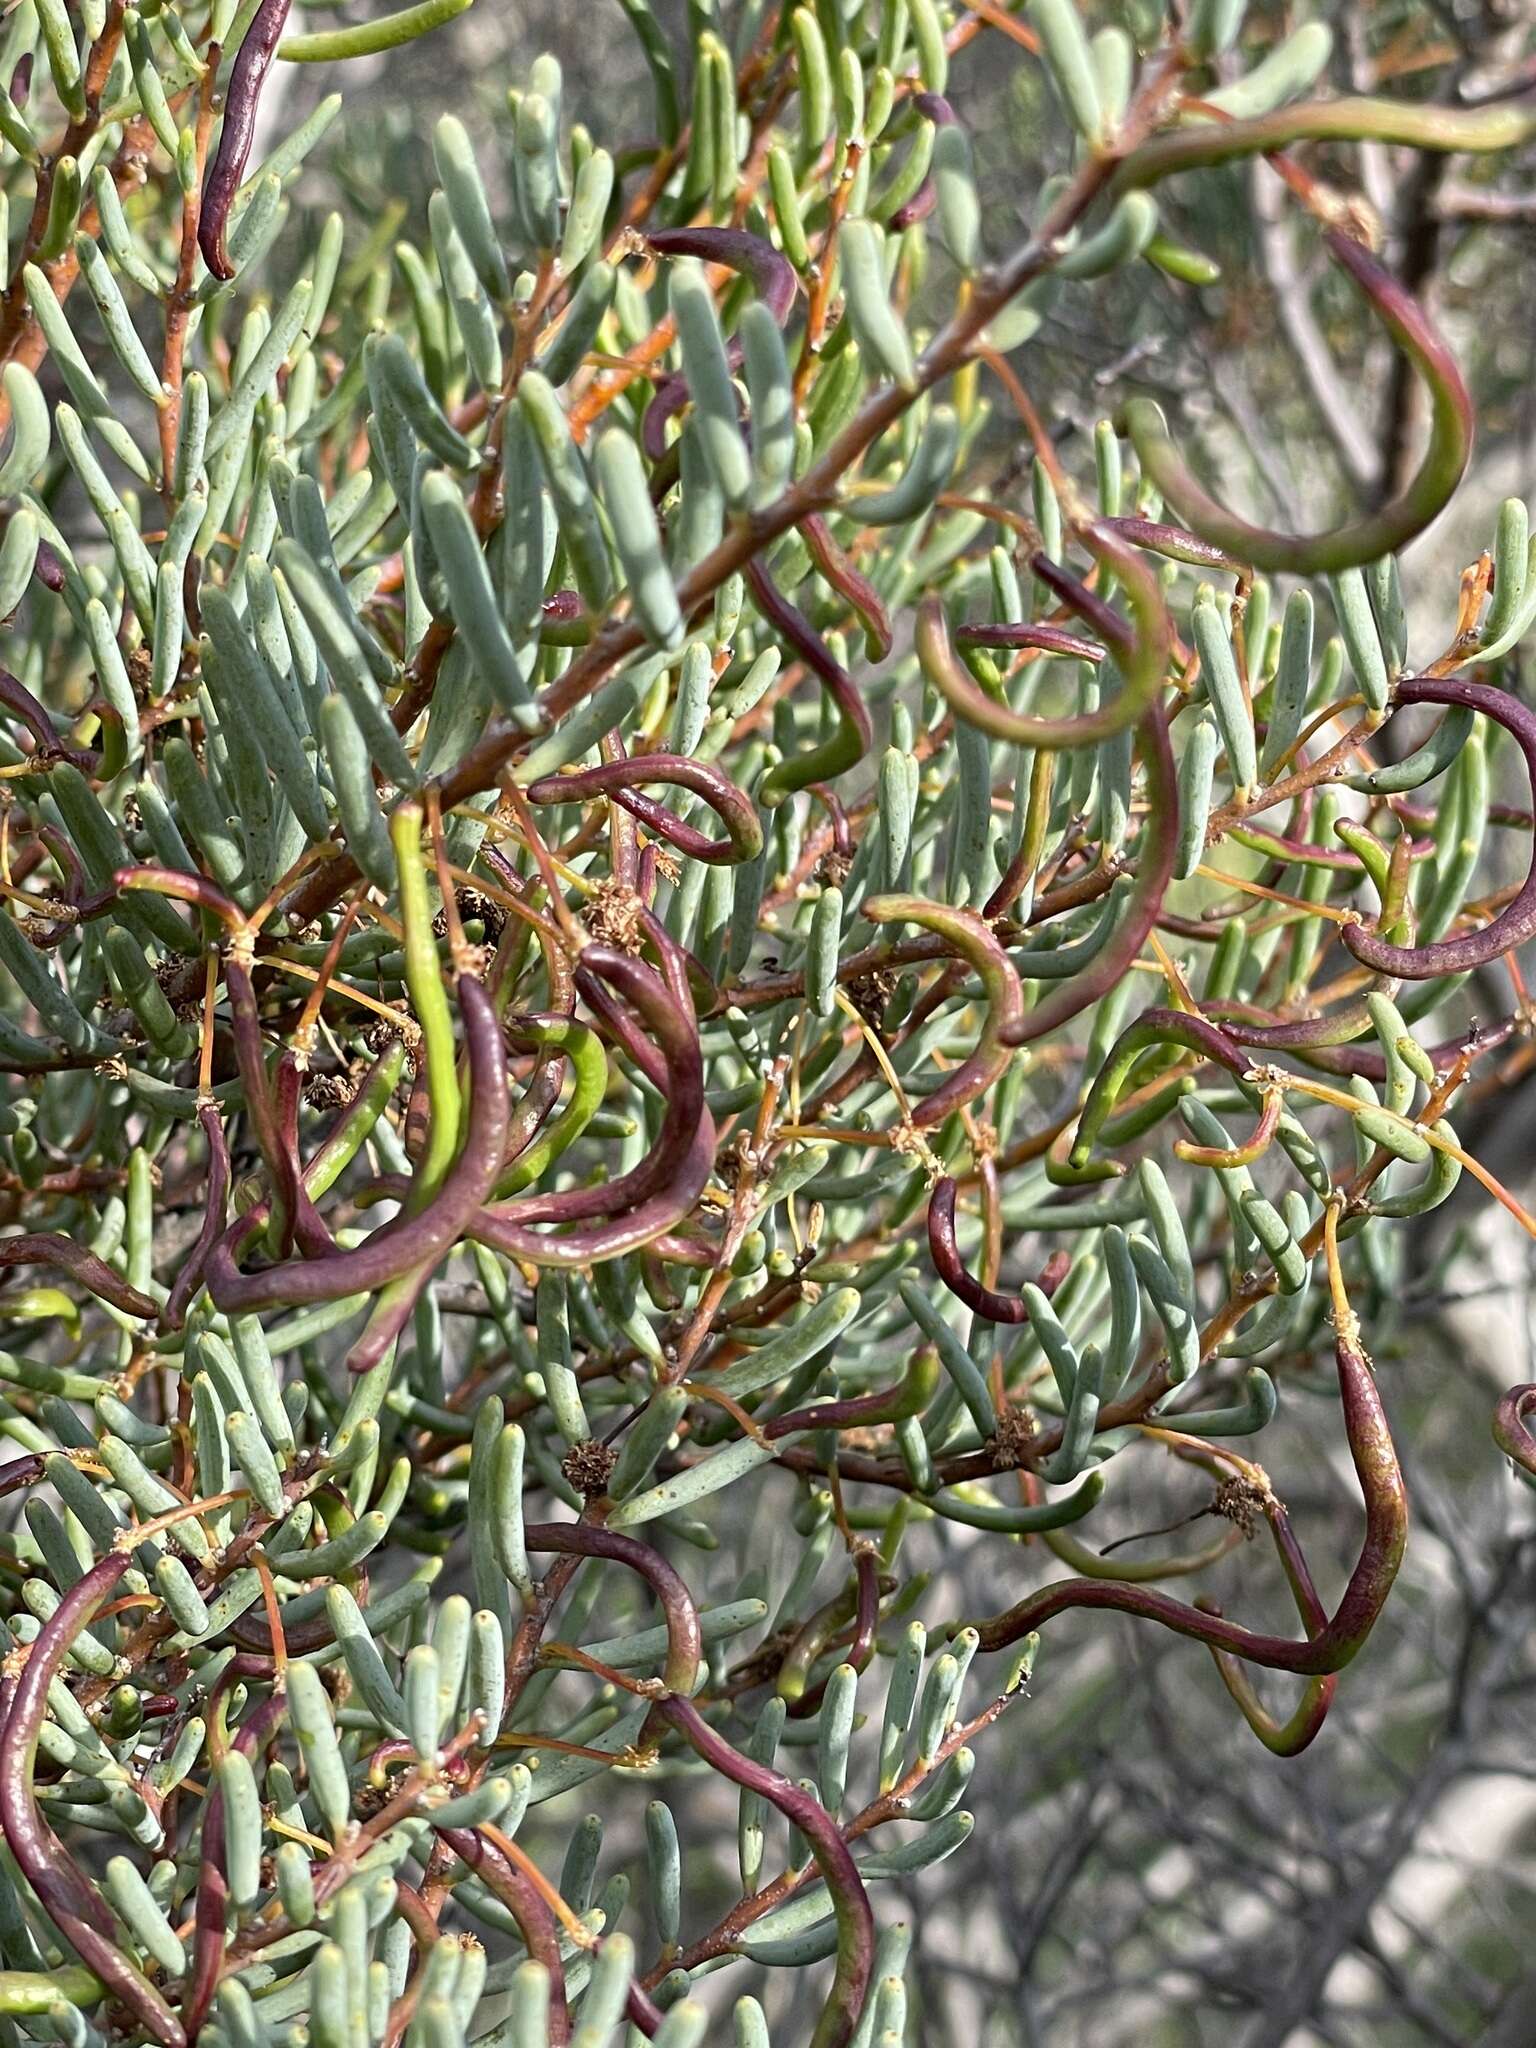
[0,1551,188,2047]
[206,976,508,1313]
[198,0,295,281]
[0,1232,156,1317]
[969,1326,1408,1676]
[1343,674,1536,977]
[926,1175,1072,1324]
[526,754,763,865]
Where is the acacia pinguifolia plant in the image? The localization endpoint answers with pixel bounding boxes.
[0,0,1533,2042]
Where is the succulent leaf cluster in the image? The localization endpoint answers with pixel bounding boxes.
[0,2,1534,2045]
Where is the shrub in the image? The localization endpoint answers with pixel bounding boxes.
[0,0,1533,2042]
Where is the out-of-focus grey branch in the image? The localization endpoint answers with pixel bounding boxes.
[1251,164,1382,495]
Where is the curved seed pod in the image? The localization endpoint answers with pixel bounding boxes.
[838,220,917,393]
[528,753,760,864]
[200,0,295,280]
[861,896,1023,1126]
[1191,585,1256,793]
[1343,675,1536,976]
[971,1320,1407,1677]
[919,524,1169,749]
[750,558,871,805]
[1121,233,1470,575]
[1070,1009,1247,1173]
